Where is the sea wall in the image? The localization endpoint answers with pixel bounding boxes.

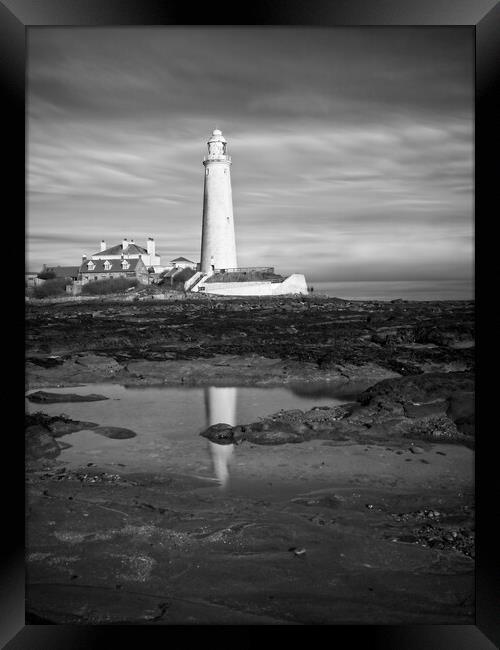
[198,274,308,296]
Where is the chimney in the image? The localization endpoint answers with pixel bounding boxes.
[82,254,87,262]
[122,238,129,252]
[100,240,106,252]
[130,239,135,246]
[147,237,155,257]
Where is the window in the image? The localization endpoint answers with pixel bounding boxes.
[103,260,111,270]
[87,261,95,271]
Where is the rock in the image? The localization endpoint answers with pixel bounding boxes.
[203,371,474,448]
[456,423,475,436]
[448,340,475,349]
[403,400,448,418]
[204,414,359,446]
[268,409,305,424]
[46,419,99,437]
[92,426,137,439]
[364,418,409,437]
[303,403,356,423]
[359,372,474,407]
[416,328,474,347]
[242,428,305,445]
[238,419,306,445]
[27,391,109,404]
[371,325,415,345]
[405,415,462,442]
[26,356,64,368]
[25,413,99,437]
[446,391,474,425]
[25,425,61,460]
[74,354,123,374]
[200,423,235,445]
[372,399,406,416]
[343,404,378,426]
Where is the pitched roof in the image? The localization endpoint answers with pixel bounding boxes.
[43,266,80,277]
[170,256,195,263]
[78,258,143,274]
[92,243,147,257]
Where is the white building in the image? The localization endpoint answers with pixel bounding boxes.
[170,256,196,270]
[90,238,162,270]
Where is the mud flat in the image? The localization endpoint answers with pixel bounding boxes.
[25,296,475,624]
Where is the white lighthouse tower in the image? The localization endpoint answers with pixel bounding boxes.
[200,129,238,273]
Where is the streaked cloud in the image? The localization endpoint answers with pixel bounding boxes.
[27,27,473,296]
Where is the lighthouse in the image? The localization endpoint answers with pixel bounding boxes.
[200,129,238,273]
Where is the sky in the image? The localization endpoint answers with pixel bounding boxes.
[27,27,474,297]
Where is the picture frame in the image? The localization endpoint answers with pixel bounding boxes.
[4,0,498,647]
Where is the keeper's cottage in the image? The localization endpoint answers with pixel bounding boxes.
[73,237,161,291]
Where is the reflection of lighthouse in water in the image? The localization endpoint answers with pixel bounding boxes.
[204,387,236,487]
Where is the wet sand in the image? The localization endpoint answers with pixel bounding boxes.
[26,440,474,624]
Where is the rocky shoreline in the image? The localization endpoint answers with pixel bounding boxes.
[26,296,474,388]
[200,371,474,448]
[25,296,475,624]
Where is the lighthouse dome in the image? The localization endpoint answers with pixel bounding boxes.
[208,128,227,144]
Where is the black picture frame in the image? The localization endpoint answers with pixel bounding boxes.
[4,0,498,647]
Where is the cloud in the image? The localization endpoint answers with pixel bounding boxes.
[26,27,473,295]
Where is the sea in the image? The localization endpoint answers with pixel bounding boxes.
[309,279,474,302]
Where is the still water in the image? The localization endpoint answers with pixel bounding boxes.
[26,383,355,488]
[312,279,474,301]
